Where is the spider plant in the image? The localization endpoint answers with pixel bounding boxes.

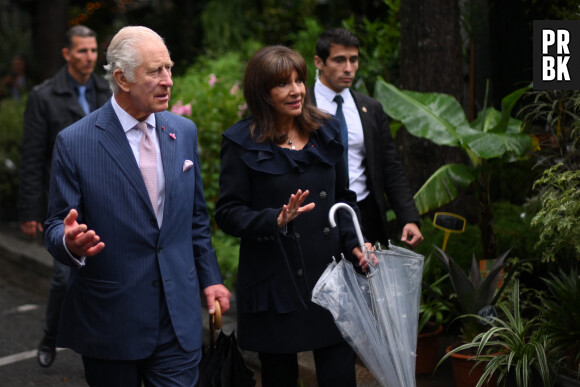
[440,280,562,387]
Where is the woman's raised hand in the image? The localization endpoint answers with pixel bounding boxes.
[277,189,315,228]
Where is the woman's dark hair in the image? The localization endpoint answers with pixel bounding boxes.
[243,45,329,143]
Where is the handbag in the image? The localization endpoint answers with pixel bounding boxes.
[195,300,256,387]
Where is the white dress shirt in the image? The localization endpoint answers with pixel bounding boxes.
[112,96,165,227]
[314,79,369,202]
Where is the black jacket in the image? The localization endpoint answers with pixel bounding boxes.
[310,86,420,243]
[215,117,361,353]
[18,66,111,222]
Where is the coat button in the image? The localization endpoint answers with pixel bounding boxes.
[319,191,328,199]
[297,269,303,276]
[294,233,300,239]
[323,227,330,235]
[152,280,160,287]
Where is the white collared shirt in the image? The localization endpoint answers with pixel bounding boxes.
[314,79,369,201]
[112,96,165,227]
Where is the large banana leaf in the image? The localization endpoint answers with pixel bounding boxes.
[413,163,479,215]
[375,80,469,147]
[375,80,531,160]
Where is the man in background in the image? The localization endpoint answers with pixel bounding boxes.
[17,24,111,368]
[310,28,424,249]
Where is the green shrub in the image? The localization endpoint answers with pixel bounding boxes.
[170,51,253,230]
[531,163,580,263]
[0,96,26,220]
[170,51,258,288]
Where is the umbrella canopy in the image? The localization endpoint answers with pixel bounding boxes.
[312,203,424,387]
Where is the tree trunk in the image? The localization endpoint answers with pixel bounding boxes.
[398,0,481,225]
[31,0,68,81]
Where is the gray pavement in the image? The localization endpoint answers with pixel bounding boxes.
[0,221,454,386]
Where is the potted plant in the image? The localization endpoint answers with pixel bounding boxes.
[440,280,562,387]
[416,254,452,374]
[434,246,511,386]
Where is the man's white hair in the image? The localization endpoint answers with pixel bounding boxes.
[103,26,165,94]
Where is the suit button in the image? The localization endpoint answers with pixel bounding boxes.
[323,227,330,235]
[319,191,328,199]
[152,280,160,287]
[297,269,303,276]
[294,233,300,239]
[151,219,157,226]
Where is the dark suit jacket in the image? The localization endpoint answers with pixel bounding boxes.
[18,66,111,222]
[215,117,360,353]
[44,102,223,360]
[310,86,420,243]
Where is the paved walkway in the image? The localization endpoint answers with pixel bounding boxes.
[0,221,454,386]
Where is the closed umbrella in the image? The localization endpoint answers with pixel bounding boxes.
[312,203,424,387]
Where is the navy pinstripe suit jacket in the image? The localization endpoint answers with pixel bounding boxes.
[44,101,223,360]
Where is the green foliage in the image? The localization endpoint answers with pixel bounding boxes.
[531,164,580,263]
[170,50,258,287]
[435,246,510,342]
[170,51,251,230]
[418,253,452,333]
[541,267,580,375]
[201,0,319,55]
[342,0,401,93]
[519,89,580,170]
[288,17,325,87]
[0,96,26,218]
[492,201,539,262]
[375,80,533,215]
[440,281,561,387]
[212,230,240,290]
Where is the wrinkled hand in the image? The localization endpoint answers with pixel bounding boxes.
[20,221,43,238]
[352,242,376,272]
[277,189,316,228]
[401,223,423,249]
[64,209,105,257]
[204,284,231,315]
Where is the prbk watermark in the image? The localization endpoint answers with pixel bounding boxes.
[533,20,580,90]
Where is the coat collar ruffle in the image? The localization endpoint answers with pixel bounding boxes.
[223,117,344,174]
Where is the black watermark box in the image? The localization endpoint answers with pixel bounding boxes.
[533,20,580,90]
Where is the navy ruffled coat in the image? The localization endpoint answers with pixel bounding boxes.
[215,117,362,353]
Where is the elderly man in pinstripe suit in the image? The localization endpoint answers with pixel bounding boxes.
[44,26,230,387]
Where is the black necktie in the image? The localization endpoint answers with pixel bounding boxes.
[333,95,348,166]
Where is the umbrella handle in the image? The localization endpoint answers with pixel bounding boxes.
[328,203,366,253]
[211,300,222,330]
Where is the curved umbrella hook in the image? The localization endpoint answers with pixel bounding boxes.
[329,203,366,253]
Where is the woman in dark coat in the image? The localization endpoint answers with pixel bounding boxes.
[215,45,372,387]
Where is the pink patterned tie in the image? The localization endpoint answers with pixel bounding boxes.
[137,122,158,215]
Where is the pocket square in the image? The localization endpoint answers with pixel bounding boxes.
[183,159,194,172]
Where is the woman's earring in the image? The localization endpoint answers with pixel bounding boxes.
[315,68,320,80]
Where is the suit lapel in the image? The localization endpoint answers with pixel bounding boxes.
[97,103,152,211]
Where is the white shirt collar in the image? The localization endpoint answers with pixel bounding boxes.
[315,79,351,104]
[111,95,156,133]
